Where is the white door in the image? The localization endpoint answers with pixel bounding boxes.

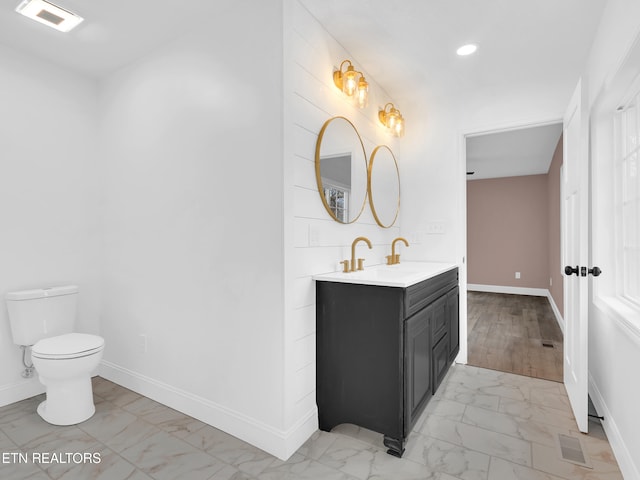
[562,79,589,433]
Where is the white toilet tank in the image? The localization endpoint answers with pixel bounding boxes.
[5,285,79,346]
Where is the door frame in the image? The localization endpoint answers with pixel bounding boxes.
[458,117,564,366]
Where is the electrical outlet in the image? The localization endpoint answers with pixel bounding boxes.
[515,272,521,279]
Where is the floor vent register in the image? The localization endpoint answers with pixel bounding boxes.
[556,434,592,468]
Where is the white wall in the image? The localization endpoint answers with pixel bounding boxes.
[584,0,640,477]
[0,44,101,406]
[98,0,288,458]
[0,0,403,460]
[5,0,636,469]
[397,0,640,474]
[287,0,640,468]
[282,0,405,456]
[399,68,569,365]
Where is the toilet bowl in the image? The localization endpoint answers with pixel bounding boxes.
[31,333,104,425]
[5,285,105,425]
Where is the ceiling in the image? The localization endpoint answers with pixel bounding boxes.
[298,0,606,178]
[466,123,563,180]
[0,0,234,78]
[0,0,606,178]
[298,0,606,105]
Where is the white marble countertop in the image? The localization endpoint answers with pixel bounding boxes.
[312,261,458,288]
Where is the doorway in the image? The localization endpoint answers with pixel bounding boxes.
[465,123,565,382]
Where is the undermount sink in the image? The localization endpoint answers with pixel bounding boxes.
[312,261,458,288]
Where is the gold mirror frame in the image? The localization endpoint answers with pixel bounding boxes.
[315,116,368,224]
[368,144,400,228]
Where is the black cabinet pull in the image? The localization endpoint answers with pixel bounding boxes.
[564,265,579,276]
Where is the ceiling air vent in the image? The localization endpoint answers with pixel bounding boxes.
[16,0,83,32]
[36,9,64,26]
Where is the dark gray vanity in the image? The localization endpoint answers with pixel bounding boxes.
[314,263,459,457]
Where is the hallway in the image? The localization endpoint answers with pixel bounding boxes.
[467,291,564,382]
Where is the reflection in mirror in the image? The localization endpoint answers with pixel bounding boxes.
[315,117,368,223]
[369,145,400,228]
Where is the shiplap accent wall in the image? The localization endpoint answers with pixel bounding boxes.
[284,1,403,448]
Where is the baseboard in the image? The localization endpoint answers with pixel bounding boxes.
[99,360,316,460]
[467,284,548,297]
[467,284,565,334]
[588,373,640,480]
[0,378,45,408]
[546,291,565,334]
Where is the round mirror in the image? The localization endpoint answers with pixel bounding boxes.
[368,145,400,228]
[315,117,368,223]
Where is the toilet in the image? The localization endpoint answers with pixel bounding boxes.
[5,285,104,425]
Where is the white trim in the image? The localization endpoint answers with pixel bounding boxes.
[594,296,640,345]
[467,284,565,334]
[546,290,565,334]
[0,378,45,408]
[589,372,640,480]
[463,117,564,139]
[99,361,317,460]
[467,283,548,297]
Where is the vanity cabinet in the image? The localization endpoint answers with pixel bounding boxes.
[316,267,459,458]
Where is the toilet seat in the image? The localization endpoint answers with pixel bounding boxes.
[32,333,104,360]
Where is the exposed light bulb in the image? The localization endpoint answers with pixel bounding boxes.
[342,66,358,96]
[387,109,399,129]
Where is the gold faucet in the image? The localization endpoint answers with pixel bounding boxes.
[387,237,409,265]
[347,236,372,272]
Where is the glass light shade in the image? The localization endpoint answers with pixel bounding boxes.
[342,66,358,96]
[356,77,369,108]
[386,109,399,129]
[394,116,405,137]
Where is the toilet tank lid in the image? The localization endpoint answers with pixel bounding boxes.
[5,285,79,301]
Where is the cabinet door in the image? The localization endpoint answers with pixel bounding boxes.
[447,286,460,361]
[404,307,431,435]
[432,333,450,392]
[430,295,448,345]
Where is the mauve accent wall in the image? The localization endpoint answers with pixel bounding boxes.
[467,174,550,289]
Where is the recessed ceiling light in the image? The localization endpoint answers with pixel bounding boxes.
[456,44,478,56]
[15,0,83,32]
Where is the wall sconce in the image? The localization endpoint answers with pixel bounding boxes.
[378,103,405,137]
[333,60,369,108]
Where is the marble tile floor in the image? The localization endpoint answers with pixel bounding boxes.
[0,365,623,480]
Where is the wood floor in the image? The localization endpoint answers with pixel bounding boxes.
[467,291,564,382]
